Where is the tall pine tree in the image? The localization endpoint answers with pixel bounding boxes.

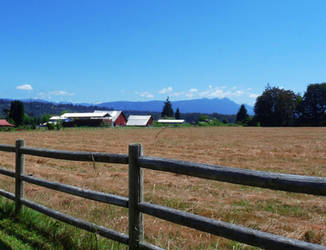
[175,108,181,119]
[236,104,249,123]
[9,100,25,126]
[161,97,174,118]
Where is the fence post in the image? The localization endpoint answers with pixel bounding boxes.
[128,143,144,249]
[15,139,25,214]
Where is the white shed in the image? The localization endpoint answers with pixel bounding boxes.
[157,119,185,124]
[126,115,153,126]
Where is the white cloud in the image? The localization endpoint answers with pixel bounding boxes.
[199,87,228,98]
[189,88,198,93]
[136,91,154,99]
[185,88,199,98]
[171,91,184,97]
[235,90,244,96]
[197,85,251,100]
[50,90,75,96]
[16,84,33,91]
[159,86,173,94]
[249,93,259,99]
[38,90,75,100]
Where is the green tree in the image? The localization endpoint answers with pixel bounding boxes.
[2,108,10,119]
[40,114,51,124]
[254,86,298,126]
[60,110,68,115]
[302,83,326,125]
[236,104,249,123]
[175,108,181,119]
[198,115,209,122]
[275,89,298,126]
[161,97,174,118]
[9,100,25,126]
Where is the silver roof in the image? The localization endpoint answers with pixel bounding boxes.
[126,115,152,126]
[157,119,185,124]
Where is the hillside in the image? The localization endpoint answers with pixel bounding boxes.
[99,98,254,115]
[0,99,108,118]
[0,99,238,123]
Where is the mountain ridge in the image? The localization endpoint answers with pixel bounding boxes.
[0,97,254,116]
[98,98,253,115]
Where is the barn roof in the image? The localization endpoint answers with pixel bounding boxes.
[0,119,15,127]
[94,110,123,122]
[49,116,62,120]
[157,119,185,124]
[60,112,111,119]
[126,115,152,126]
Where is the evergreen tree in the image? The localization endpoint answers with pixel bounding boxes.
[175,108,181,119]
[161,97,174,118]
[236,104,249,123]
[302,83,326,125]
[9,100,25,126]
[254,86,298,126]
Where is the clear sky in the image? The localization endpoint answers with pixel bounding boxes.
[1,0,326,105]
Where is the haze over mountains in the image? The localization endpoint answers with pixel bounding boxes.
[1,97,254,116]
[99,98,254,115]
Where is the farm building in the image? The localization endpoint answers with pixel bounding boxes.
[94,110,127,126]
[126,115,153,127]
[49,116,61,122]
[157,119,185,125]
[0,120,15,127]
[60,112,111,120]
[50,112,112,127]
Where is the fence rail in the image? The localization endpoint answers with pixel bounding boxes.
[20,146,129,164]
[0,139,325,249]
[139,156,326,196]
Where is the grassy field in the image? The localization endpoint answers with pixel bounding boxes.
[0,127,325,249]
[0,196,124,249]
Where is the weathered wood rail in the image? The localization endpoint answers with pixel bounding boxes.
[0,139,325,249]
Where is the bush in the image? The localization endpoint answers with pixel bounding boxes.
[56,121,63,130]
[47,123,56,130]
[198,121,209,127]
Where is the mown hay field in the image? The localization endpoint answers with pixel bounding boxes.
[0,127,325,249]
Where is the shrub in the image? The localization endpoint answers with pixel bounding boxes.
[47,123,56,130]
[56,121,63,130]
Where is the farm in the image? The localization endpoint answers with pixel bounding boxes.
[0,127,325,249]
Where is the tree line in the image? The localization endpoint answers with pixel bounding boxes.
[236,82,326,126]
[2,98,236,129]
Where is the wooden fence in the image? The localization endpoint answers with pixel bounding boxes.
[0,139,325,249]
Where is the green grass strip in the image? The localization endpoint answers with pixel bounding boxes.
[0,197,126,249]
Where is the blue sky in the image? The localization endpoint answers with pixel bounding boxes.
[1,0,326,105]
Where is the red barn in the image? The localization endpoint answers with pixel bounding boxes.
[95,111,127,127]
[0,120,15,127]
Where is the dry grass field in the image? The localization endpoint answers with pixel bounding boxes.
[0,127,326,249]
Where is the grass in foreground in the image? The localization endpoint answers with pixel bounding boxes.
[0,127,325,248]
[0,197,126,250]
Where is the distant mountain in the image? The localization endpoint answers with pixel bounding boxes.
[0,99,107,118]
[0,98,253,122]
[99,98,253,115]
[21,99,51,103]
